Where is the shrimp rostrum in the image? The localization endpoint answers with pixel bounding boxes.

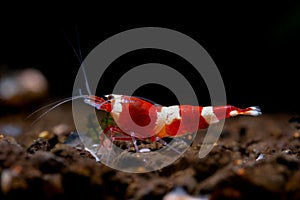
[84,94,261,151]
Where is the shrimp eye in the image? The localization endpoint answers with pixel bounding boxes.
[105,94,113,100]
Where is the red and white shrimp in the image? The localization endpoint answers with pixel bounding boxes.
[84,94,261,151]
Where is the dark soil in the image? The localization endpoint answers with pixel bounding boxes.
[0,103,299,200]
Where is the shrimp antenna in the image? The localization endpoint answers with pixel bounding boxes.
[63,28,92,95]
[27,28,92,125]
[28,95,88,125]
[62,30,82,64]
[75,26,92,95]
[25,95,86,120]
[75,26,83,63]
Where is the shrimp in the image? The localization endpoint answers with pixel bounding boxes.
[84,94,261,150]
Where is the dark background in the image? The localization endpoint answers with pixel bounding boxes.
[1,4,300,113]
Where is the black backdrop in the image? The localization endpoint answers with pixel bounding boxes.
[1,5,300,113]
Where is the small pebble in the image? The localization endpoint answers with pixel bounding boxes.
[0,68,48,106]
[282,149,292,154]
[52,124,69,136]
[38,131,51,139]
[236,168,245,176]
[139,148,151,153]
[234,159,243,166]
[137,166,147,173]
[163,187,207,200]
[256,154,264,161]
[1,169,12,194]
[293,132,300,138]
[27,138,50,153]
[0,124,22,137]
